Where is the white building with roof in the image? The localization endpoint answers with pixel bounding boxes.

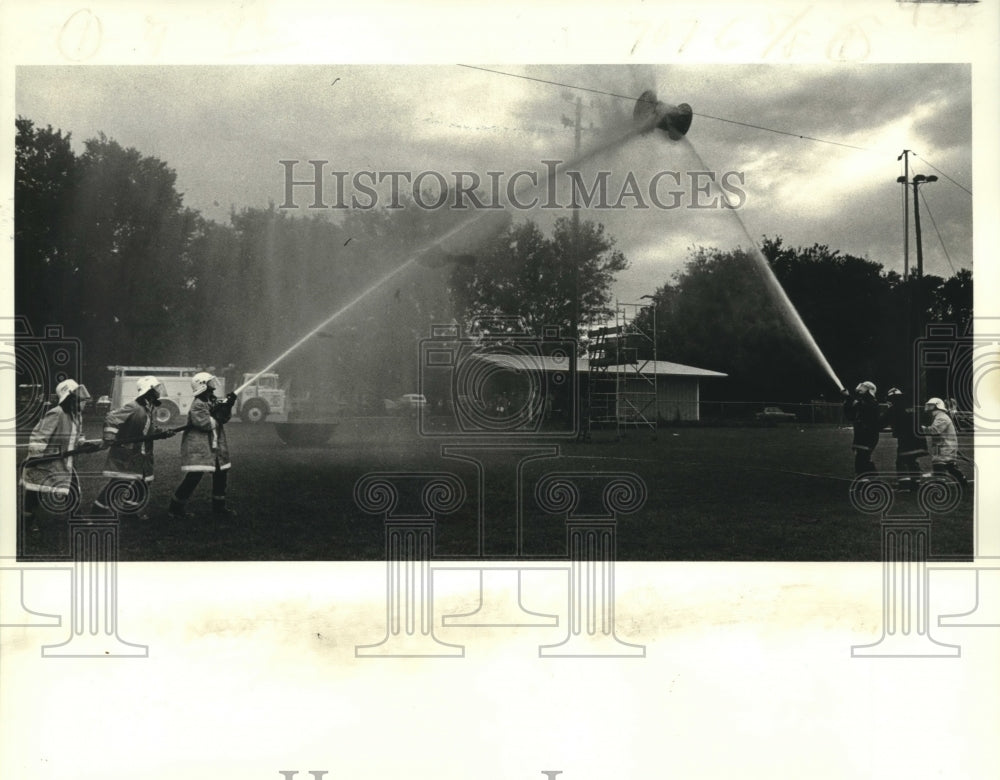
[472,352,727,423]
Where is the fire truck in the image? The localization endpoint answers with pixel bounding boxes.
[236,372,287,423]
[106,366,225,426]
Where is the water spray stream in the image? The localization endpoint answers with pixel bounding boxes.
[235,120,649,396]
[680,137,846,393]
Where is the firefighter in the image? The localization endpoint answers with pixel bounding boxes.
[922,397,969,486]
[842,381,881,476]
[883,387,928,488]
[169,371,238,518]
[92,375,176,518]
[21,379,99,530]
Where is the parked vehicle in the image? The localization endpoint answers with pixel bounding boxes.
[95,394,112,416]
[237,372,286,424]
[398,393,428,411]
[384,393,428,415]
[755,406,796,423]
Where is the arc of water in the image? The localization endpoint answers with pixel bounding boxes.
[235,117,653,395]
[681,137,845,393]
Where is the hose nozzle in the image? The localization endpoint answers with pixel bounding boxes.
[634,89,693,141]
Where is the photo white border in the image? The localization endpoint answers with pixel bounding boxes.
[2,2,998,779]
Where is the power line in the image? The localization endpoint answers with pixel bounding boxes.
[912,153,972,195]
[458,64,972,190]
[459,64,867,152]
[457,64,652,106]
[693,111,869,151]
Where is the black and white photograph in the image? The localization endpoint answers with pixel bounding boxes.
[2,2,998,779]
[9,60,978,561]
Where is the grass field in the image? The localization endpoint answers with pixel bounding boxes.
[18,417,975,562]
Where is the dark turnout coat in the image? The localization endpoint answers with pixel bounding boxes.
[883,402,928,458]
[180,396,231,472]
[843,394,881,453]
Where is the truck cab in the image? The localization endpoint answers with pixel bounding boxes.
[238,372,286,424]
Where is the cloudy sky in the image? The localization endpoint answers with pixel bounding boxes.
[16,63,972,304]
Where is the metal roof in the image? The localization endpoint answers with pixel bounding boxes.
[582,359,728,378]
[474,353,727,378]
[107,365,201,374]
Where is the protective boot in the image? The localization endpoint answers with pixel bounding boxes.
[168,498,191,520]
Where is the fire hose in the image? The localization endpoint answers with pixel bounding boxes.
[20,423,190,467]
[20,393,236,468]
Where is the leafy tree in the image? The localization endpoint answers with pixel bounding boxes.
[15,121,200,384]
[448,216,628,340]
[14,117,78,335]
[62,134,199,371]
[929,267,972,333]
[639,237,973,402]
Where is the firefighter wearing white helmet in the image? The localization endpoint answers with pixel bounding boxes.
[91,375,178,518]
[921,397,969,486]
[169,372,238,518]
[20,378,99,531]
[190,371,218,396]
[842,380,881,476]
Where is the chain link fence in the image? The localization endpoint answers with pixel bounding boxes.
[659,400,850,427]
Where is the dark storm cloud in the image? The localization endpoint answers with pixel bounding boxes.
[15,63,972,305]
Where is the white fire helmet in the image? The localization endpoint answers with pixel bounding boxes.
[855,381,877,397]
[887,387,903,398]
[136,375,164,400]
[56,378,91,404]
[190,372,218,396]
[924,397,948,412]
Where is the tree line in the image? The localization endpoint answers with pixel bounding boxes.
[634,238,972,401]
[15,117,972,406]
[14,118,627,406]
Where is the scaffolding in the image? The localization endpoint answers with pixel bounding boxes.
[585,301,657,438]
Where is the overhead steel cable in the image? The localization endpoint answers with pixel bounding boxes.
[918,187,958,275]
[458,64,972,191]
[912,153,972,196]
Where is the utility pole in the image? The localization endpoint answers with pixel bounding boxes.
[896,151,914,408]
[569,95,582,342]
[561,91,590,341]
[913,178,923,280]
[911,173,937,405]
[897,149,911,278]
[571,96,584,438]
[562,92,587,440]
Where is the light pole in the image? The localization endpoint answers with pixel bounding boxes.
[911,173,937,404]
[897,149,911,278]
[911,174,937,279]
[561,92,584,342]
